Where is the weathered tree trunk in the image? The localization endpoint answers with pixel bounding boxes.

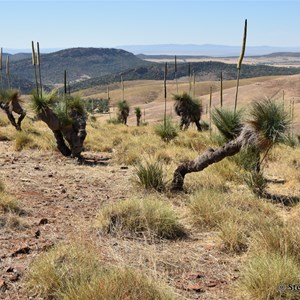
[171,138,243,191]
[52,130,72,157]
[37,108,86,158]
[0,100,26,131]
[62,111,86,158]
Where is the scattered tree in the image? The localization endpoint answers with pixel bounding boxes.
[173,92,202,131]
[134,107,142,126]
[31,92,87,158]
[117,100,130,125]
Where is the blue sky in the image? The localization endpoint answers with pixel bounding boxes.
[1,0,300,50]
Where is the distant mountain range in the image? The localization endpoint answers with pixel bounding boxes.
[117,44,300,57]
[5,44,300,57]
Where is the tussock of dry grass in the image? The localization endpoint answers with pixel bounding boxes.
[238,252,300,300]
[0,114,10,127]
[25,242,177,300]
[0,182,25,230]
[188,189,281,253]
[95,196,186,240]
[0,191,20,213]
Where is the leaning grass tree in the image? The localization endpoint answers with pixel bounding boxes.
[31,92,87,158]
[171,98,290,191]
[134,107,142,126]
[212,106,261,172]
[117,100,130,125]
[173,92,202,131]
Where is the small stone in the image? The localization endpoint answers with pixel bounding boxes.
[35,229,41,238]
[39,218,48,225]
[11,246,31,257]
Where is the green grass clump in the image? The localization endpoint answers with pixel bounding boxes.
[154,118,178,142]
[135,160,165,192]
[95,197,186,240]
[25,243,177,300]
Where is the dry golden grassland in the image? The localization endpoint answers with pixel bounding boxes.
[1,75,300,299]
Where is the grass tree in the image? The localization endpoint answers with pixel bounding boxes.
[117,100,130,125]
[0,89,26,131]
[31,92,87,158]
[171,98,290,191]
[134,107,142,126]
[173,92,202,131]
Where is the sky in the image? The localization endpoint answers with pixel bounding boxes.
[1,0,300,51]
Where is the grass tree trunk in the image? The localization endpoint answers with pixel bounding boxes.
[37,107,72,156]
[171,135,244,192]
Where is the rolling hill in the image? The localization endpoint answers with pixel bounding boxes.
[7,47,151,86]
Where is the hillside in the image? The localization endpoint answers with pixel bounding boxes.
[79,74,300,134]
[8,47,151,86]
[68,61,300,92]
